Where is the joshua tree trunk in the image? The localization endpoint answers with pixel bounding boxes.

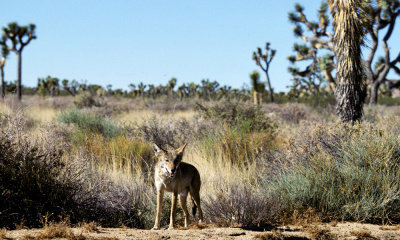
[253,91,259,106]
[0,66,5,99]
[265,70,274,103]
[17,52,22,101]
[329,0,365,123]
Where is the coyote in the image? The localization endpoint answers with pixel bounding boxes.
[151,143,203,230]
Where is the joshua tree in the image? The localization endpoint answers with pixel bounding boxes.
[250,70,264,105]
[217,85,232,100]
[288,1,400,105]
[128,83,138,97]
[37,78,48,97]
[167,77,177,97]
[328,0,365,122]
[187,82,199,97]
[61,79,79,96]
[148,84,156,98]
[252,42,276,102]
[62,79,76,96]
[37,76,60,97]
[200,79,219,99]
[138,82,147,98]
[2,22,37,101]
[47,76,60,97]
[0,45,9,99]
[177,83,188,100]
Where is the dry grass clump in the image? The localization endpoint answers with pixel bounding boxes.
[283,208,322,226]
[21,219,109,240]
[80,222,100,233]
[200,124,275,167]
[204,184,280,228]
[73,91,102,108]
[254,232,286,240]
[195,100,276,167]
[379,225,400,231]
[147,99,193,113]
[255,231,310,240]
[350,229,377,240]
[78,134,154,179]
[0,228,7,239]
[36,220,82,240]
[303,226,336,240]
[133,116,211,149]
[196,100,274,132]
[263,103,310,124]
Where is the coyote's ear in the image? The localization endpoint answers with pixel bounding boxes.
[175,143,187,155]
[153,143,164,156]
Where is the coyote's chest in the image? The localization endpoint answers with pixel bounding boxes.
[155,169,186,193]
[159,177,177,192]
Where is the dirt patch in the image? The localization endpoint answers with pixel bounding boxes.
[3,223,400,240]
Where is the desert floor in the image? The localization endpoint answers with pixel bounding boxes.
[3,222,400,240]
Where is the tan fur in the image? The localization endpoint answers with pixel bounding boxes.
[151,143,203,230]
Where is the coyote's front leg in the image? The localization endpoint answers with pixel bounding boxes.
[168,191,178,230]
[152,187,164,230]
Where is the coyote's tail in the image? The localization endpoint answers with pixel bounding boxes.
[189,193,197,217]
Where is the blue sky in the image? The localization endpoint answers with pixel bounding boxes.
[0,1,399,92]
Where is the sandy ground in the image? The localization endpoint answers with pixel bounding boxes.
[3,223,400,240]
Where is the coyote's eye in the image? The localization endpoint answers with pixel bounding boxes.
[165,159,169,162]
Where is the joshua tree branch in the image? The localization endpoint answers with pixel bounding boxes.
[295,52,316,61]
[255,60,267,72]
[374,64,386,79]
[392,65,400,75]
[300,35,334,51]
[377,65,391,84]
[300,14,318,34]
[391,52,400,65]
[362,59,374,84]
[366,13,379,66]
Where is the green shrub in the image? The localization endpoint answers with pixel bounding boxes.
[273,123,400,223]
[58,109,123,138]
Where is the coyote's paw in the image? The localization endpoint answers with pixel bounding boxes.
[151,226,160,230]
[167,226,175,230]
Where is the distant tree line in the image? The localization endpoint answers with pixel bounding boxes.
[35,76,256,102]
